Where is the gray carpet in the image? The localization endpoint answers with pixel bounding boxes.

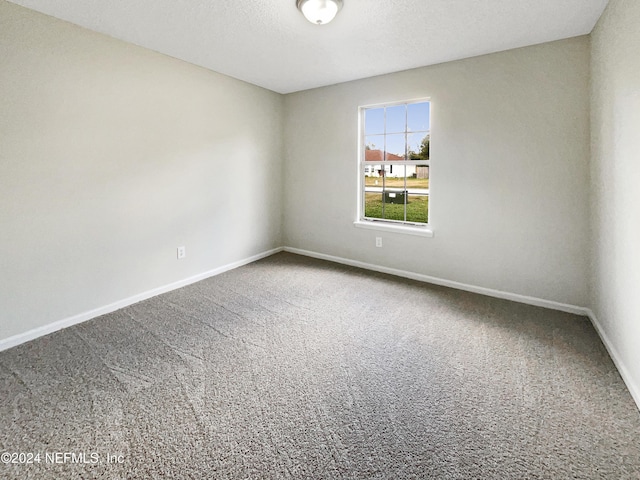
[1,252,639,479]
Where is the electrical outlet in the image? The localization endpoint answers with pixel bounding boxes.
[177,246,186,259]
[375,237,382,248]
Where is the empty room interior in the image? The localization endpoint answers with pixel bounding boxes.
[1,0,639,478]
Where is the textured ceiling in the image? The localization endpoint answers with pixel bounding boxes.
[8,0,609,94]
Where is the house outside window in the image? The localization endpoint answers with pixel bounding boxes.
[359,100,430,228]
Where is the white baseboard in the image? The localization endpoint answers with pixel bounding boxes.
[283,246,589,316]
[585,309,640,412]
[0,247,283,353]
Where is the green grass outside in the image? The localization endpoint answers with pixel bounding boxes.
[364,193,429,224]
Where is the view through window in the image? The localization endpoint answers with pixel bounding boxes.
[360,100,430,225]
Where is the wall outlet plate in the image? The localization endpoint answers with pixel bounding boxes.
[177,246,186,259]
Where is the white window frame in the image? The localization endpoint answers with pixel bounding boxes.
[354,98,434,237]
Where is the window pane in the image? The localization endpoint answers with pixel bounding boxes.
[364,164,384,220]
[381,192,406,221]
[364,135,385,160]
[364,108,384,135]
[383,165,408,221]
[385,105,406,134]
[365,192,385,220]
[407,102,430,132]
[385,133,406,160]
[408,132,429,160]
[406,166,429,224]
[364,164,384,189]
[383,164,406,185]
[409,165,430,191]
[405,193,429,223]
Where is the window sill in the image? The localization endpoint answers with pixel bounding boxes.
[353,220,434,237]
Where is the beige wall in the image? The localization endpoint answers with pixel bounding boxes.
[590,0,640,403]
[283,37,591,307]
[0,1,284,340]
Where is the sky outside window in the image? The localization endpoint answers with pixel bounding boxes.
[364,108,384,135]
[407,102,430,132]
[385,105,405,133]
[365,102,430,138]
[385,134,405,158]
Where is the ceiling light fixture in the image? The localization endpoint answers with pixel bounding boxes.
[296,0,343,25]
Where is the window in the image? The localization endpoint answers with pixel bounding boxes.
[359,100,430,229]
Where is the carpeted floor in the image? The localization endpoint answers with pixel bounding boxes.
[1,252,639,479]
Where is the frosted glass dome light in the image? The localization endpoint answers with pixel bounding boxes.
[296,0,343,25]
